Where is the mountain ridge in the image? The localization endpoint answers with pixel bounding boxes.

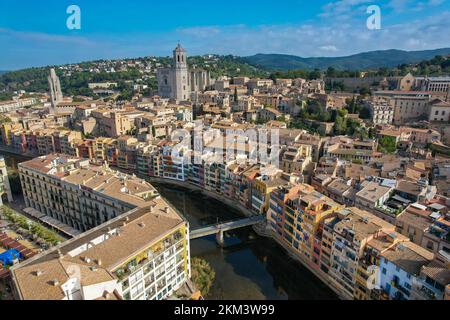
[242,48,450,71]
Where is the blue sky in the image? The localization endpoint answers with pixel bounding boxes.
[0,0,449,69]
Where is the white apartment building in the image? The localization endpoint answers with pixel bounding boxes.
[88,82,118,89]
[18,154,158,232]
[0,156,13,205]
[428,99,450,123]
[10,201,191,301]
[416,76,450,93]
[0,97,38,113]
[366,101,394,125]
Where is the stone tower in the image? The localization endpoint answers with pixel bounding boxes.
[48,68,63,114]
[173,43,190,101]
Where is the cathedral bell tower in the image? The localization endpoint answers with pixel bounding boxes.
[172,43,190,101]
[173,43,187,70]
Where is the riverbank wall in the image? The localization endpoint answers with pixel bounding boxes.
[0,145,35,160]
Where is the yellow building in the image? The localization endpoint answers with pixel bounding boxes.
[251,168,291,215]
[295,189,343,267]
[94,137,117,163]
[0,122,23,146]
[268,184,343,269]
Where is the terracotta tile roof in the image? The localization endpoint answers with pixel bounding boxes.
[11,199,185,300]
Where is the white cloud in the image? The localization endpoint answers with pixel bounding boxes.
[171,11,450,57]
[320,0,372,18]
[387,0,412,11]
[319,45,339,52]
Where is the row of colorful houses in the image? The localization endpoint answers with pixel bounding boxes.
[1,123,448,300]
[267,183,449,300]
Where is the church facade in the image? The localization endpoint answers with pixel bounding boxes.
[157,44,212,101]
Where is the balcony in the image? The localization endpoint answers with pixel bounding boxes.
[144,275,155,287]
[391,280,410,297]
[114,256,149,281]
[412,282,441,300]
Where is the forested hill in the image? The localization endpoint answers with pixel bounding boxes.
[243,48,450,71]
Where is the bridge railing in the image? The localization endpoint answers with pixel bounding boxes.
[190,215,265,233]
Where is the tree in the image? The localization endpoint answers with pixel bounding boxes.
[0,92,13,101]
[308,69,322,80]
[378,136,397,154]
[347,96,357,114]
[191,257,215,297]
[368,127,376,139]
[7,169,22,195]
[359,87,371,96]
[359,106,371,120]
[334,115,347,135]
[0,114,12,124]
[326,67,337,78]
[277,115,287,123]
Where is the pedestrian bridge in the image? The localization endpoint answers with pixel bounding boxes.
[189,215,265,246]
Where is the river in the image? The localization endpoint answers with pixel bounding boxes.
[1,151,338,300]
[155,183,337,300]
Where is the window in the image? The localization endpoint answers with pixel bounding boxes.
[382,268,387,275]
[131,282,144,297]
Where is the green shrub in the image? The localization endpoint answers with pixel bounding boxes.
[191,257,216,297]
